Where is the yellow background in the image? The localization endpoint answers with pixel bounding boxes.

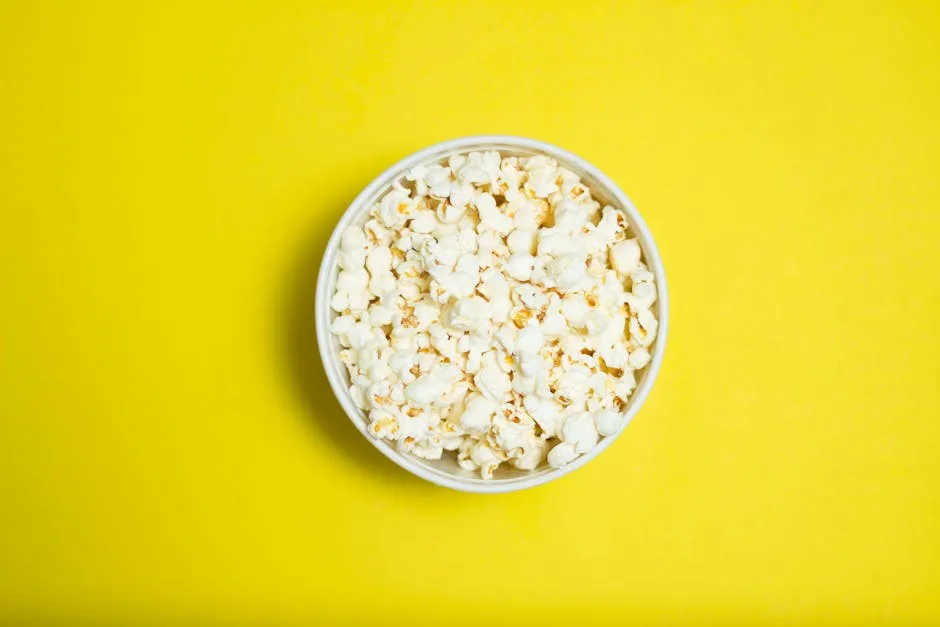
[2,1,939,624]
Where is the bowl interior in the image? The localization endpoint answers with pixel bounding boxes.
[316,138,666,490]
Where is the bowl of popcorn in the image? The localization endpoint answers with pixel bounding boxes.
[316,136,667,493]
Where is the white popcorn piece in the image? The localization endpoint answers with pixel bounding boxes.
[436,201,466,224]
[429,324,460,363]
[339,226,371,271]
[513,284,548,311]
[449,296,492,334]
[537,227,580,257]
[430,270,477,302]
[561,412,599,454]
[628,346,651,369]
[368,303,396,327]
[412,442,444,460]
[546,254,586,290]
[470,441,501,480]
[547,441,579,468]
[504,253,536,281]
[475,192,513,235]
[456,227,478,254]
[511,437,548,470]
[612,369,637,402]
[405,164,429,196]
[524,158,558,198]
[594,409,624,437]
[514,324,544,356]
[328,150,659,478]
[631,268,655,284]
[624,280,656,313]
[597,342,628,370]
[560,294,589,326]
[330,314,356,340]
[495,322,517,353]
[364,219,392,247]
[490,411,535,455]
[413,301,440,330]
[630,309,659,347]
[368,272,396,298]
[424,164,453,198]
[331,268,371,312]
[541,310,568,338]
[609,239,641,276]
[422,234,459,269]
[554,363,592,407]
[409,210,440,235]
[449,181,476,208]
[459,393,498,435]
[529,398,563,437]
[553,200,589,234]
[509,199,540,231]
[377,188,414,228]
[349,384,368,410]
[506,229,536,255]
[440,380,470,406]
[474,350,512,402]
[478,267,509,300]
[388,349,418,384]
[404,375,445,407]
[454,253,480,279]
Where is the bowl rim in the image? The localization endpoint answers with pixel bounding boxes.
[315,135,668,493]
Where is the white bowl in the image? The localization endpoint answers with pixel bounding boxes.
[315,136,668,493]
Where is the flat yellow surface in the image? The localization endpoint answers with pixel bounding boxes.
[2,1,939,624]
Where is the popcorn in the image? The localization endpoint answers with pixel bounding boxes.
[469,441,501,479]
[474,350,512,402]
[331,269,371,312]
[368,271,396,298]
[339,226,371,271]
[630,309,658,347]
[365,245,393,275]
[422,235,459,269]
[424,165,452,198]
[514,324,544,356]
[538,227,580,257]
[368,303,396,327]
[546,254,587,290]
[523,156,558,198]
[547,441,578,468]
[511,436,548,470]
[560,412,598,454]
[560,294,589,327]
[628,346,651,369]
[378,187,413,228]
[457,227,478,254]
[436,202,466,224]
[459,393,497,434]
[430,269,476,302]
[553,200,589,234]
[513,284,548,311]
[404,375,445,407]
[625,280,656,313]
[594,409,623,437]
[609,239,641,275]
[529,398,563,437]
[506,229,536,255]
[449,297,492,334]
[329,150,660,479]
[504,253,536,281]
[409,210,441,235]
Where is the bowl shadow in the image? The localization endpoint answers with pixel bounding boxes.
[281,200,426,487]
